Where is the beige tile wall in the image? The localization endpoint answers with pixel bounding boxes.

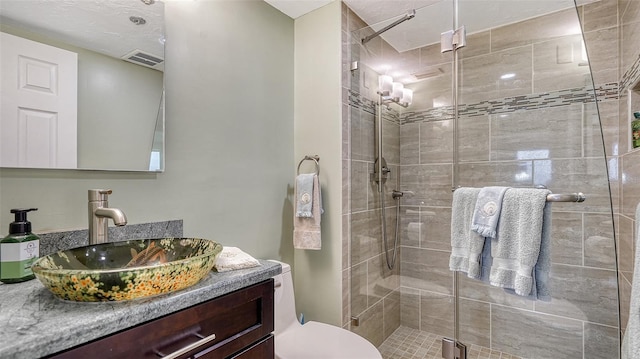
[343,0,628,356]
[619,0,640,339]
[342,3,402,346]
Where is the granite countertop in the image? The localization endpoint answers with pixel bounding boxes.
[0,260,281,358]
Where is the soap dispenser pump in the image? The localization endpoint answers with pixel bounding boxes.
[0,208,39,283]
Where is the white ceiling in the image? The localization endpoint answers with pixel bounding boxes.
[343,0,584,52]
[264,0,334,18]
[0,0,164,62]
[1,0,594,69]
[264,0,593,53]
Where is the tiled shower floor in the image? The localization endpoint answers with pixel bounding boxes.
[378,326,524,359]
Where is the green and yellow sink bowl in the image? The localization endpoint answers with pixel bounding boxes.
[31,238,223,302]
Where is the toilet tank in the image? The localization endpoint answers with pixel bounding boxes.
[269,260,302,334]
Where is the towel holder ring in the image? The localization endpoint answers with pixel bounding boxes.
[297,155,320,176]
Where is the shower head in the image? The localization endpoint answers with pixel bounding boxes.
[361,9,416,45]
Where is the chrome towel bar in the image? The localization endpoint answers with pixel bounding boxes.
[546,192,586,202]
[451,187,586,203]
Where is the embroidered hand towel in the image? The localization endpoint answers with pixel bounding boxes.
[471,186,509,239]
[295,173,315,218]
[294,174,322,250]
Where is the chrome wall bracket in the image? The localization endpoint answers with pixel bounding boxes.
[370,157,390,186]
[362,9,415,45]
[442,338,467,359]
[441,26,467,53]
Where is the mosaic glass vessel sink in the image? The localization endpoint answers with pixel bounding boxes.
[32,238,223,302]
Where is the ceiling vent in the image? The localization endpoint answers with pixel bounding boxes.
[412,67,444,80]
[121,49,164,70]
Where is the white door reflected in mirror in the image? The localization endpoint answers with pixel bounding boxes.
[0,0,165,172]
[0,32,78,169]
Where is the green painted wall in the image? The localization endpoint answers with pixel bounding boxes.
[293,1,343,326]
[0,0,295,262]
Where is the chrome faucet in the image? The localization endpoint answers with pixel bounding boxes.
[88,189,127,245]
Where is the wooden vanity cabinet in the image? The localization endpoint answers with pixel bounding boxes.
[49,279,274,359]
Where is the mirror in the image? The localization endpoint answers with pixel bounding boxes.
[0,0,165,172]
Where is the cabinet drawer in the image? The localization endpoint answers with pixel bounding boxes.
[50,279,274,359]
[227,335,274,359]
[196,334,274,359]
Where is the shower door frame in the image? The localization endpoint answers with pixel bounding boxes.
[449,1,621,358]
[345,0,621,357]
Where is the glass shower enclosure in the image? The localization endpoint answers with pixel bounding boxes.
[346,0,620,358]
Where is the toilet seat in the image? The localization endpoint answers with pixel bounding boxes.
[275,321,382,359]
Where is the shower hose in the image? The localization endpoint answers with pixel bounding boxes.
[380,189,401,270]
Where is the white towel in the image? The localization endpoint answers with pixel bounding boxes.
[474,237,493,282]
[533,200,552,301]
[293,174,322,250]
[450,187,484,273]
[489,188,551,299]
[622,203,640,359]
[213,246,260,272]
[471,186,509,239]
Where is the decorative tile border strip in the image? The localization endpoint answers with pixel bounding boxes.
[348,90,376,114]
[403,106,454,124]
[595,82,620,100]
[621,54,640,91]
[348,90,400,124]
[401,83,617,124]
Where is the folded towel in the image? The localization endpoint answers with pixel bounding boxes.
[489,188,551,299]
[294,174,322,250]
[474,237,493,282]
[295,173,315,218]
[471,186,509,239]
[502,200,552,301]
[213,246,260,272]
[533,200,552,301]
[450,187,483,274]
[622,202,640,359]
[467,230,491,280]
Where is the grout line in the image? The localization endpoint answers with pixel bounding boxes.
[582,321,586,359]
[581,102,586,159]
[489,302,493,350]
[582,212,586,267]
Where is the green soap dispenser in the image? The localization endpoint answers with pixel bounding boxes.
[0,208,39,283]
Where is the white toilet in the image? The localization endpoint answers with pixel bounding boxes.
[270,260,382,359]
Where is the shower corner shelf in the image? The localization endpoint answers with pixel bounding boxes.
[628,78,640,153]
